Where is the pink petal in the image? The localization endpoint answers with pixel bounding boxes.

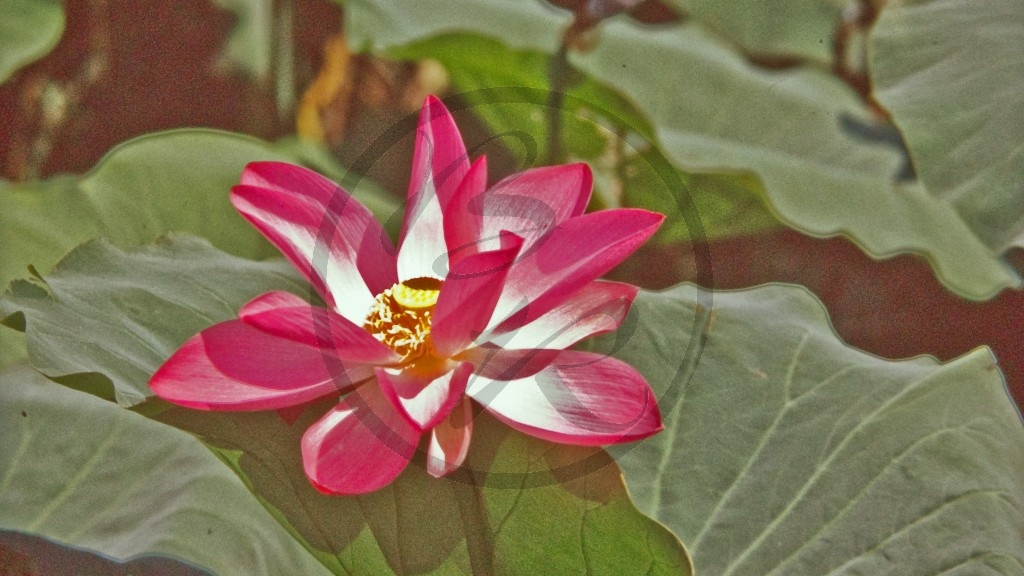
[301,383,421,494]
[431,236,523,357]
[443,156,488,267]
[457,346,561,381]
[150,320,372,411]
[489,209,663,330]
[231,162,396,323]
[489,280,638,350]
[427,395,474,477]
[465,351,662,445]
[475,163,593,254]
[238,288,308,313]
[397,96,471,281]
[376,362,472,431]
[238,291,400,365]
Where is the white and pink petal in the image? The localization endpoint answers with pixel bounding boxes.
[473,163,592,253]
[489,209,663,330]
[238,291,400,365]
[398,96,471,281]
[443,156,489,267]
[302,383,421,495]
[149,320,372,411]
[376,362,472,432]
[488,280,638,350]
[231,162,396,323]
[427,396,474,478]
[431,236,522,357]
[465,351,662,446]
[458,346,560,381]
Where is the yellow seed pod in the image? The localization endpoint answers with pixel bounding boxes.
[392,279,441,309]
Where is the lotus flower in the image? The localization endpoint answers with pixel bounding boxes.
[151,96,664,494]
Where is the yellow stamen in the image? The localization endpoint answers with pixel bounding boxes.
[364,277,442,361]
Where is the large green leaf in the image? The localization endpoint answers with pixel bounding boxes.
[343,0,568,53]
[662,0,845,62]
[869,0,1024,253]
[0,364,333,576]
[0,131,289,371]
[342,0,1019,299]
[0,236,309,406]
[0,0,64,84]
[159,405,692,575]
[593,284,1024,575]
[0,130,399,370]
[620,152,778,244]
[569,19,1021,300]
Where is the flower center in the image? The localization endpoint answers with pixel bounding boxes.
[364,277,442,362]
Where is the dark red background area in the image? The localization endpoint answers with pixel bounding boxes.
[0,0,343,177]
[2,0,1021,417]
[0,530,208,576]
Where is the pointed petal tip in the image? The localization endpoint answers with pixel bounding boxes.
[464,155,490,192]
[644,396,665,437]
[238,160,308,186]
[425,466,446,479]
[588,206,666,247]
[238,161,274,184]
[238,290,307,318]
[496,230,525,252]
[561,161,594,182]
[305,474,386,496]
[419,94,458,130]
[308,479,337,495]
[577,163,594,207]
[628,207,666,228]
[227,183,252,206]
[426,396,474,477]
[276,404,308,425]
[628,387,664,441]
[423,93,449,113]
[425,455,460,479]
[596,206,665,229]
[305,472,389,496]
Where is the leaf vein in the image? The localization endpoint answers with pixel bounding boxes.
[718,369,957,576]
[26,416,129,532]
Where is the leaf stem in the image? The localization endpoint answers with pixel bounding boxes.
[450,466,495,575]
